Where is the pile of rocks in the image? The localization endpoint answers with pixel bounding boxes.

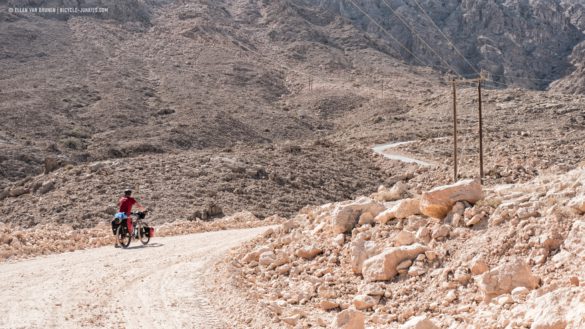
[223,168,585,328]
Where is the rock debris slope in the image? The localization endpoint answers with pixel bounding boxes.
[219,165,585,328]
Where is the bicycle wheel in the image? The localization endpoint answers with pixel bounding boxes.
[116,225,131,248]
[139,223,150,245]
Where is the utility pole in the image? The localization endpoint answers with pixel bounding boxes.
[452,78,458,182]
[381,80,384,98]
[478,75,484,183]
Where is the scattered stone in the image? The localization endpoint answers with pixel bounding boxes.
[396,259,413,273]
[38,180,56,195]
[415,227,431,244]
[352,295,377,310]
[318,300,339,310]
[478,259,540,300]
[9,187,29,198]
[332,309,365,329]
[401,315,439,329]
[395,230,415,246]
[465,214,483,226]
[511,287,530,302]
[371,181,407,202]
[296,246,322,260]
[331,197,384,234]
[523,287,585,329]
[258,251,276,266]
[362,244,428,282]
[431,224,450,240]
[567,194,585,213]
[470,257,489,276]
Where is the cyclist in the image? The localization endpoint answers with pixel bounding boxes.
[113,189,146,248]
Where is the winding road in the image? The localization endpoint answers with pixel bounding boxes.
[0,227,271,329]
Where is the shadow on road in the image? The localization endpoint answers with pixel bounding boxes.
[125,243,164,250]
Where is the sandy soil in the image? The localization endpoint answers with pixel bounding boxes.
[0,226,272,329]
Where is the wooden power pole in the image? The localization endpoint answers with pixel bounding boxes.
[452,78,458,182]
[478,77,484,183]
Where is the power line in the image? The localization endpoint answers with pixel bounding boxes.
[380,0,461,77]
[345,0,433,68]
[410,0,480,76]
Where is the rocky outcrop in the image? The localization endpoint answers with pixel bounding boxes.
[318,0,584,90]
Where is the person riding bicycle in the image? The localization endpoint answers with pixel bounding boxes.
[113,189,145,248]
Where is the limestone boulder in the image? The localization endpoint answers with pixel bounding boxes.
[331,197,384,234]
[242,246,272,263]
[352,294,378,310]
[395,230,415,246]
[563,220,585,260]
[420,179,483,219]
[374,198,420,224]
[332,309,365,329]
[523,287,585,329]
[258,251,276,266]
[401,316,439,329]
[567,194,585,213]
[296,246,322,260]
[478,259,540,300]
[371,181,407,202]
[362,244,428,282]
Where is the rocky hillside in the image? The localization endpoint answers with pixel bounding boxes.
[217,168,585,328]
[313,0,584,90]
[1,0,585,228]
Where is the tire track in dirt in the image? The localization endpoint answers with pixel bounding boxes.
[0,227,272,329]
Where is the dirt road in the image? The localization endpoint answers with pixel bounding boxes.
[0,226,272,329]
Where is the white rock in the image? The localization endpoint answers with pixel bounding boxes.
[523,287,585,328]
[396,259,413,272]
[332,309,365,329]
[478,259,540,300]
[371,181,407,202]
[362,244,428,282]
[431,224,450,240]
[243,246,272,263]
[511,286,530,302]
[352,295,378,310]
[465,214,483,226]
[393,198,421,219]
[470,257,489,276]
[401,315,439,329]
[318,300,339,310]
[567,194,585,213]
[333,234,345,246]
[395,230,416,246]
[331,197,385,234]
[416,227,431,244]
[258,251,276,266]
[420,179,483,219]
[563,220,585,260]
[296,246,322,260]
